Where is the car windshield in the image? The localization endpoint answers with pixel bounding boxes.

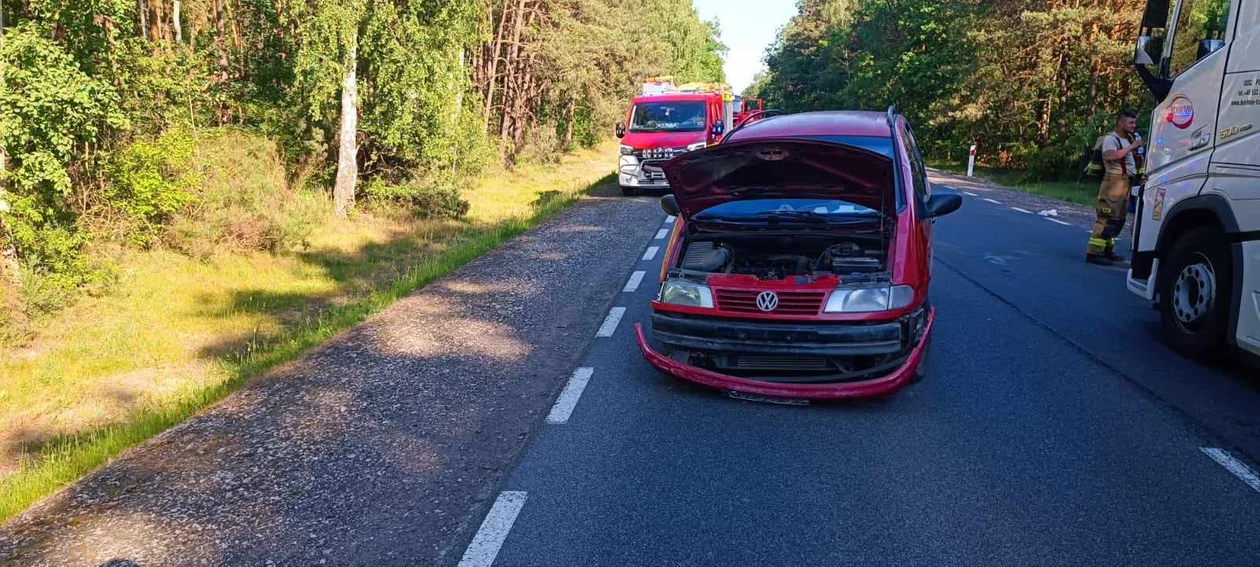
[693,198,881,223]
[630,102,707,133]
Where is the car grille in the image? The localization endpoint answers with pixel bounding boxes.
[714,290,826,316]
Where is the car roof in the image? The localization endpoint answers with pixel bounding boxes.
[727,110,894,141]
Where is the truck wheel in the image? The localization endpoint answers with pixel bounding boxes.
[621,186,637,197]
[1157,226,1234,360]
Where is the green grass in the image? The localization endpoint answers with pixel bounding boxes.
[930,161,1098,206]
[0,155,615,523]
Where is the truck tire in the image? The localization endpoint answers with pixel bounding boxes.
[621,186,637,197]
[1157,226,1234,360]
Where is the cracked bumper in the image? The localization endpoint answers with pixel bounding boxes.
[634,308,934,401]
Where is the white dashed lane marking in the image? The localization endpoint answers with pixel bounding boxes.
[596,307,626,338]
[643,246,660,261]
[458,491,528,567]
[1011,207,1033,214]
[1046,218,1072,226]
[984,198,1002,205]
[1201,448,1260,493]
[964,191,979,197]
[665,215,676,223]
[655,229,669,240]
[546,367,595,424]
[623,271,646,293]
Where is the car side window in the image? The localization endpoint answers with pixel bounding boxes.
[902,124,930,207]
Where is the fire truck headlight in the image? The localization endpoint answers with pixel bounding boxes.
[619,145,635,156]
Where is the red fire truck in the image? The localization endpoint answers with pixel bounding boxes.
[615,78,737,196]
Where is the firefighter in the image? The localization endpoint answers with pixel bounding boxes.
[1087,110,1145,265]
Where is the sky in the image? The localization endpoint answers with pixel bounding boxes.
[692,0,798,94]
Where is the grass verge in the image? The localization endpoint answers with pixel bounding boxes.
[930,161,1098,206]
[0,161,614,524]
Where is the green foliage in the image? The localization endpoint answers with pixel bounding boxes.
[165,130,325,257]
[0,24,128,286]
[106,129,200,244]
[363,178,471,220]
[759,0,1156,175]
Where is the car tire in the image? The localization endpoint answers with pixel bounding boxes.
[1157,226,1234,361]
[621,186,637,197]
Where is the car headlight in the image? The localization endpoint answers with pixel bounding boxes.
[686,142,707,151]
[659,281,714,308]
[824,285,915,313]
[620,145,635,156]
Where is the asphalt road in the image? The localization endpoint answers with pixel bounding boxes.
[5,174,1260,565]
[468,175,1260,566]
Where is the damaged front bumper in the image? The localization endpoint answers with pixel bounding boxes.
[635,307,935,400]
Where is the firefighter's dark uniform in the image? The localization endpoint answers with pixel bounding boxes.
[1087,132,1141,260]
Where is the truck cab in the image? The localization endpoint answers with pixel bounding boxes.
[615,79,735,196]
[1127,0,1260,361]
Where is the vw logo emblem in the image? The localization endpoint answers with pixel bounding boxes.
[756,291,779,312]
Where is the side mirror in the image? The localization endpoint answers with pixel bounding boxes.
[1134,35,1161,67]
[1198,38,1225,60]
[615,122,626,139]
[660,194,680,217]
[925,193,963,218]
[711,123,725,137]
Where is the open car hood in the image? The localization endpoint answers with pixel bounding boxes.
[661,139,896,219]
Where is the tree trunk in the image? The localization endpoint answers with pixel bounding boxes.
[333,43,359,219]
[149,0,162,48]
[213,0,228,76]
[499,0,528,147]
[484,0,512,133]
[1085,19,1101,116]
[174,0,183,44]
[563,98,575,148]
[139,0,150,41]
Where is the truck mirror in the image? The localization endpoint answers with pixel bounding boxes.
[1135,35,1161,67]
[660,194,680,217]
[615,122,626,139]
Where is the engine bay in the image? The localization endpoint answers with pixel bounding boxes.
[678,234,886,280]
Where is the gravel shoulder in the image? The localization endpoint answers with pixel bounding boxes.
[0,188,662,566]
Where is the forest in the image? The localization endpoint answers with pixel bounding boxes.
[0,0,724,521]
[749,0,1159,176]
[0,0,724,337]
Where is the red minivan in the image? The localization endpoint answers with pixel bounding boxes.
[634,109,962,401]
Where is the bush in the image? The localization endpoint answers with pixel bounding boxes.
[363,178,470,220]
[0,25,128,291]
[165,130,325,257]
[106,128,200,245]
[514,127,563,165]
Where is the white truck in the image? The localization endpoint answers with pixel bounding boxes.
[1127,0,1260,362]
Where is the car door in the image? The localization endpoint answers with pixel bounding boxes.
[900,121,935,281]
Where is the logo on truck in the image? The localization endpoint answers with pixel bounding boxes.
[1167,96,1195,130]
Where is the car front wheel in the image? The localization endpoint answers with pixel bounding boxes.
[1158,226,1234,360]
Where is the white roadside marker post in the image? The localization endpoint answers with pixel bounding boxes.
[966,144,977,178]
